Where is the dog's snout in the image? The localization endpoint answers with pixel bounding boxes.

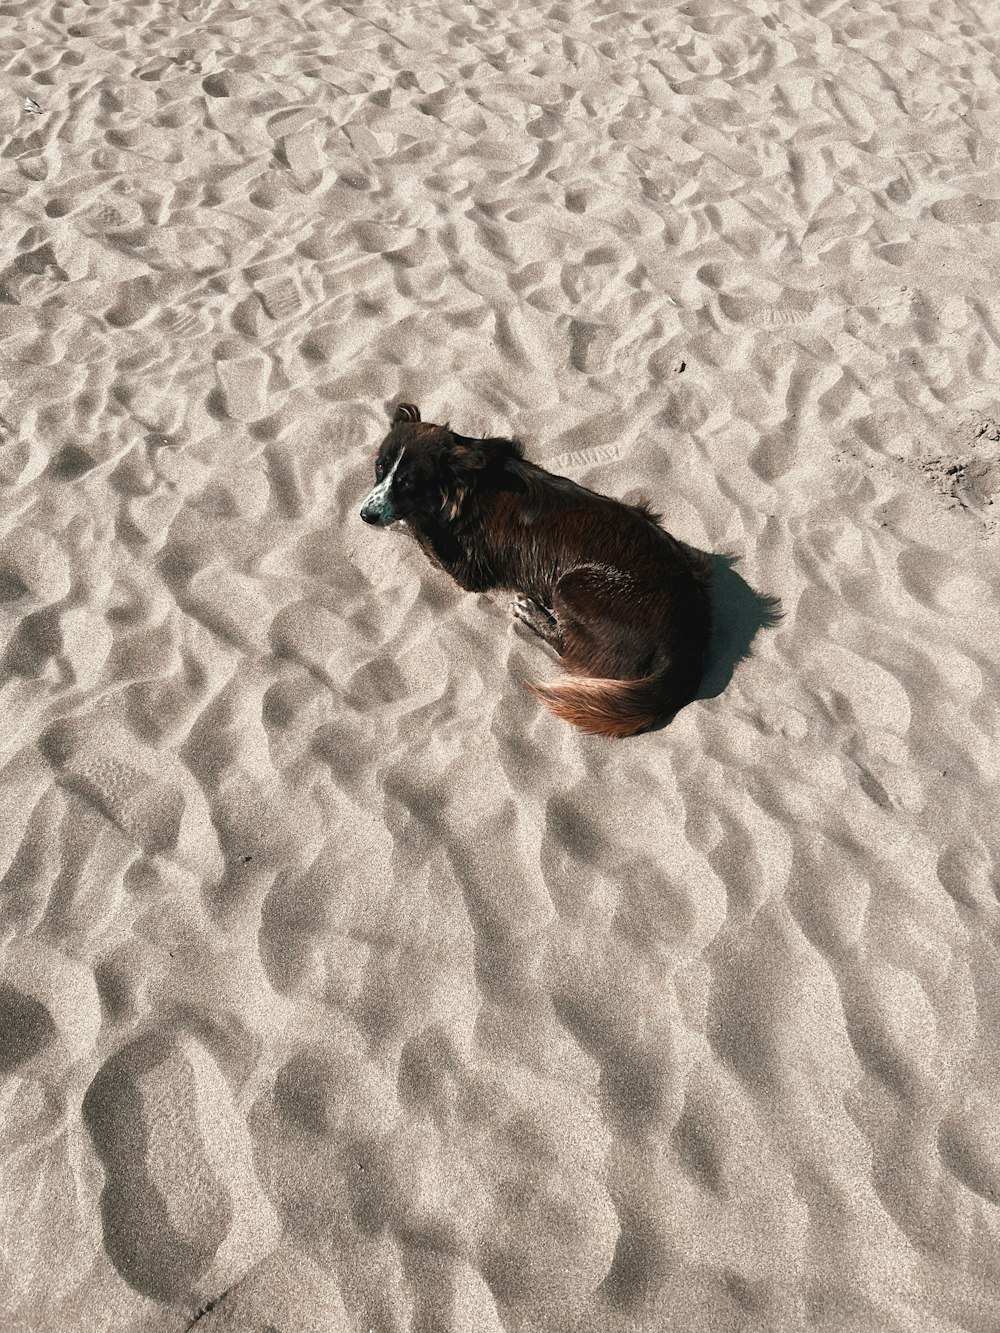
[360,507,378,524]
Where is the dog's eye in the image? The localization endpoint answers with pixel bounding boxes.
[375,459,385,480]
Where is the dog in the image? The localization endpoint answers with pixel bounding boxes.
[360,403,713,738]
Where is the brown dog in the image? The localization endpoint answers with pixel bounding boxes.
[360,403,712,737]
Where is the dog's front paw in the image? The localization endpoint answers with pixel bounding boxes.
[511,595,557,640]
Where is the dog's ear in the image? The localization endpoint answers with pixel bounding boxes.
[449,442,487,471]
[392,402,420,423]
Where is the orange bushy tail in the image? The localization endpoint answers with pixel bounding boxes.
[525,666,699,738]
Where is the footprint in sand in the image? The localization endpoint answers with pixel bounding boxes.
[40,715,221,876]
[214,353,271,422]
[255,275,304,321]
[548,441,626,472]
[82,1033,279,1303]
[157,306,206,338]
[53,748,185,855]
[718,288,821,329]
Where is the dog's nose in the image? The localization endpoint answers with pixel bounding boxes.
[360,507,378,524]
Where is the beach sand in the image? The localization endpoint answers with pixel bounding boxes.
[2,0,1000,1329]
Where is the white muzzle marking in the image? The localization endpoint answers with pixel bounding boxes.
[360,448,404,525]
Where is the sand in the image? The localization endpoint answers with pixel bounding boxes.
[1,0,999,1329]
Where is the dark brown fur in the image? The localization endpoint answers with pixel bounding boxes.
[360,403,712,738]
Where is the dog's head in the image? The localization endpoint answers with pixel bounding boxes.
[359,402,490,527]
